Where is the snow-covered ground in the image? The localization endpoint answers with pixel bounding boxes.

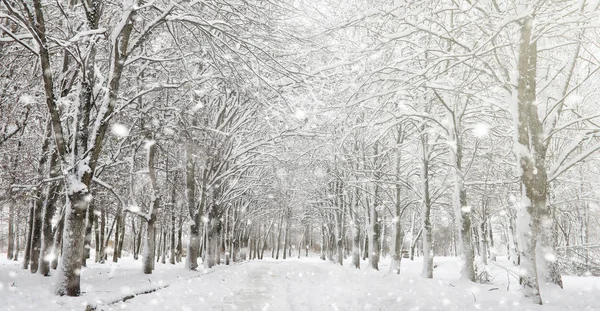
[1,255,599,310]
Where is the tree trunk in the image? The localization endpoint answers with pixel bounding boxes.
[14,210,20,261]
[55,192,91,296]
[319,223,326,261]
[352,217,361,269]
[420,128,433,279]
[51,208,65,270]
[30,193,45,273]
[283,216,289,260]
[82,202,94,267]
[513,11,562,304]
[39,181,61,276]
[176,212,183,263]
[112,211,121,263]
[368,206,380,270]
[7,202,14,260]
[99,204,106,263]
[170,202,176,265]
[22,201,34,269]
[185,142,201,270]
[142,137,160,274]
[276,212,284,259]
[143,216,156,274]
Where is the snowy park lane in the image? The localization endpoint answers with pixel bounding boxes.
[1,256,600,310]
[118,257,600,311]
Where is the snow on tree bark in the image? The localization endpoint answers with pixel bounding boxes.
[512,8,562,304]
[420,126,433,279]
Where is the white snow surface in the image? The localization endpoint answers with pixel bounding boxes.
[0,255,599,310]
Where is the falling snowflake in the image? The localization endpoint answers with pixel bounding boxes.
[543,253,557,262]
[295,109,307,120]
[111,123,129,137]
[472,123,489,138]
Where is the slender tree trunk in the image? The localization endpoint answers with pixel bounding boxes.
[39,181,61,276]
[161,225,167,264]
[352,216,361,269]
[283,215,289,260]
[176,211,183,263]
[7,202,14,260]
[112,212,121,263]
[320,223,326,261]
[99,205,106,263]
[170,201,176,265]
[51,207,65,270]
[82,202,94,267]
[276,212,284,259]
[22,201,34,269]
[29,190,45,272]
[420,128,433,279]
[14,210,20,261]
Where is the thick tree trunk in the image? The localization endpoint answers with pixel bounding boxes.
[319,223,326,261]
[513,11,561,304]
[142,137,160,274]
[55,191,90,296]
[143,216,156,274]
[368,206,380,270]
[185,142,201,270]
[204,216,221,268]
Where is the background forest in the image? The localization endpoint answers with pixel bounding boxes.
[1,0,600,307]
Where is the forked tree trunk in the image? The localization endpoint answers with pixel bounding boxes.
[513,11,562,304]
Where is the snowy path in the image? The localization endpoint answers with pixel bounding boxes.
[116,258,600,311]
[219,261,291,310]
[1,256,600,310]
